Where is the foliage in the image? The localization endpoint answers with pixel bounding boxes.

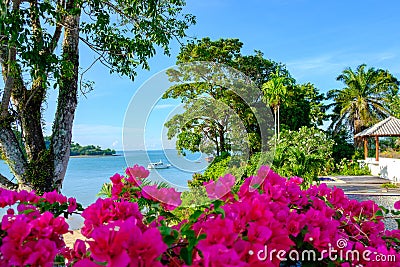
[327,64,399,135]
[163,38,282,156]
[188,152,231,187]
[381,183,398,189]
[328,129,356,163]
[271,127,334,186]
[331,158,371,176]
[164,38,327,158]
[389,96,400,118]
[70,142,116,156]
[280,83,326,130]
[1,165,400,266]
[0,0,195,192]
[261,69,292,138]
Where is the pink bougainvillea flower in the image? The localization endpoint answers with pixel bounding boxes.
[142,185,182,210]
[73,258,100,267]
[0,188,17,207]
[126,226,167,267]
[287,176,303,185]
[67,197,78,213]
[110,173,124,185]
[42,190,67,204]
[126,164,149,179]
[394,200,400,210]
[17,190,40,204]
[88,220,131,266]
[81,198,144,237]
[204,173,235,200]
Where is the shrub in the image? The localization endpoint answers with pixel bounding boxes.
[271,127,334,186]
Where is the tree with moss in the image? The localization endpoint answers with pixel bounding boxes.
[0,0,194,193]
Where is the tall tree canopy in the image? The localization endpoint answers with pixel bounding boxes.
[279,82,326,130]
[327,64,399,136]
[163,38,282,156]
[261,69,291,139]
[0,0,194,192]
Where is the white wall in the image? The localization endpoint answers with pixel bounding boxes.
[361,158,400,182]
[378,158,400,183]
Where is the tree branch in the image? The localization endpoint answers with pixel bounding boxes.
[1,0,21,117]
[46,0,65,54]
[51,0,80,190]
[1,46,16,117]
[0,173,18,190]
[29,0,43,47]
[0,127,27,185]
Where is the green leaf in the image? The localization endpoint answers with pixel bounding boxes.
[189,210,203,223]
[180,247,193,265]
[214,207,225,219]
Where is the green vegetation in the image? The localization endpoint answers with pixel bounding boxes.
[381,183,399,189]
[70,142,116,156]
[379,137,400,159]
[324,158,371,176]
[271,127,334,185]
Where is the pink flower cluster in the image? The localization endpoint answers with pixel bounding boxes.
[63,199,166,266]
[189,166,400,266]
[0,189,79,266]
[0,165,399,267]
[1,207,69,266]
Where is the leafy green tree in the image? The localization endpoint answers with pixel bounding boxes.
[164,38,280,156]
[165,97,239,156]
[0,0,194,192]
[389,95,400,118]
[261,69,292,139]
[327,129,356,163]
[280,83,326,130]
[327,64,399,136]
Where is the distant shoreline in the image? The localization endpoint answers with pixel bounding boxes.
[70,154,122,158]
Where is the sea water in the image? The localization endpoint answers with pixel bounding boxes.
[0,150,209,207]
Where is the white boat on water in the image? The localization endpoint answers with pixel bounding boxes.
[147,160,171,169]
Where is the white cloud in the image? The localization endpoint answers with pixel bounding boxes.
[152,104,177,110]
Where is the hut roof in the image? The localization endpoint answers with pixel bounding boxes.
[354,116,400,138]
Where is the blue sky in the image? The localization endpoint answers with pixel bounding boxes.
[44,0,400,150]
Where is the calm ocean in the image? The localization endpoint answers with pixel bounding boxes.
[0,150,209,207]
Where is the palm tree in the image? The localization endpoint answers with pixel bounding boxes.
[262,70,289,140]
[327,64,399,136]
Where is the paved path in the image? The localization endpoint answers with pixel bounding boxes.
[322,175,400,195]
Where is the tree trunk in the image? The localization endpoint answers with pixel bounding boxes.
[273,107,277,141]
[219,128,225,153]
[215,135,220,156]
[277,104,280,140]
[50,5,80,191]
[0,126,27,188]
[20,81,47,161]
